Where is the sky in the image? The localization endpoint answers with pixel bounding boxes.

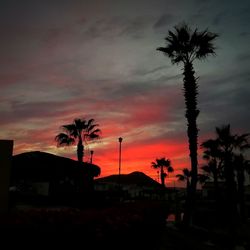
[1,0,250,186]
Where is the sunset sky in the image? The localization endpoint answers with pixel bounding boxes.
[1,0,250,185]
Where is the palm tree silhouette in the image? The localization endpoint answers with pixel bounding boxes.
[219,126,250,222]
[203,124,250,224]
[176,168,191,190]
[176,168,208,190]
[157,23,217,225]
[234,154,250,221]
[55,118,101,163]
[151,157,173,187]
[201,138,223,200]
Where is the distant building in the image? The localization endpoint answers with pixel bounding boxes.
[95,171,172,201]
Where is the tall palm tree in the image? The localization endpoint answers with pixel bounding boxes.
[157,23,218,225]
[151,157,174,187]
[55,118,101,163]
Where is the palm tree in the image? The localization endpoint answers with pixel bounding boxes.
[204,125,250,224]
[201,138,223,200]
[55,118,101,163]
[176,168,209,190]
[151,157,174,187]
[157,23,218,225]
[233,133,250,222]
[176,168,191,190]
[234,154,250,222]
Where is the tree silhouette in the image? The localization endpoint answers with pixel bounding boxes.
[151,157,173,187]
[157,23,218,225]
[234,154,250,222]
[201,138,223,201]
[176,168,209,190]
[202,124,250,225]
[55,118,101,163]
[232,132,250,222]
[176,168,191,190]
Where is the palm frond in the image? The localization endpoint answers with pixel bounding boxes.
[151,162,159,169]
[55,133,75,146]
[176,174,185,181]
[201,165,212,174]
[157,23,218,64]
[168,166,174,173]
[62,124,78,137]
[74,118,86,130]
[198,174,210,184]
[183,168,191,177]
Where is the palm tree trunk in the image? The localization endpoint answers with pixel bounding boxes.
[237,167,245,222]
[213,170,219,199]
[77,139,84,163]
[224,153,239,231]
[160,166,165,187]
[182,61,199,227]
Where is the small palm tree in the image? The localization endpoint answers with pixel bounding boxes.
[157,23,217,226]
[151,157,174,187]
[201,138,223,198]
[55,118,101,163]
[176,168,191,190]
[176,168,209,190]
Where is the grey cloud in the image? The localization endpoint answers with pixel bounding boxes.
[239,32,250,37]
[132,65,170,76]
[198,70,250,135]
[235,53,250,62]
[119,17,151,39]
[153,14,174,29]
[84,16,151,39]
[212,12,226,26]
[0,100,69,126]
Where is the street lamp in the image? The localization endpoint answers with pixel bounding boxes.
[118,137,123,176]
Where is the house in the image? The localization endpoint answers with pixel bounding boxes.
[10,151,101,206]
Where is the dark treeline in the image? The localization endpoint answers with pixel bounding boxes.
[201,124,250,226]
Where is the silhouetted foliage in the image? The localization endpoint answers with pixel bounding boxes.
[201,124,250,226]
[176,168,209,190]
[157,22,218,226]
[55,118,101,162]
[176,168,191,190]
[151,157,173,187]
